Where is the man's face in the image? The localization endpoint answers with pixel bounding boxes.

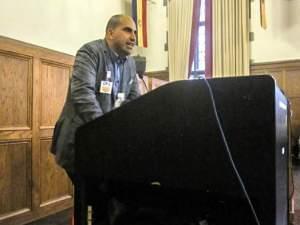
[107,17,137,56]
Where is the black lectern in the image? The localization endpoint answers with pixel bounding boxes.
[75,75,289,225]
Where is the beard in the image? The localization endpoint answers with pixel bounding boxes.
[114,42,134,56]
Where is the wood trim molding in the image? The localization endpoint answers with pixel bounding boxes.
[145,70,169,81]
[251,59,300,70]
[0,36,74,65]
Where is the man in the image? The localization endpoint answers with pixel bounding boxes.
[50,15,140,224]
[51,14,140,177]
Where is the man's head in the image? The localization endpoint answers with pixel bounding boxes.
[105,15,137,57]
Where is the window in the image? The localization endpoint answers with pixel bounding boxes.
[190,0,206,79]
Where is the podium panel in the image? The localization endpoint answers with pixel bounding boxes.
[76,75,289,225]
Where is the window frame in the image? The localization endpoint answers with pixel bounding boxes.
[191,1,206,78]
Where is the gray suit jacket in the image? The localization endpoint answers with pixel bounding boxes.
[51,39,140,173]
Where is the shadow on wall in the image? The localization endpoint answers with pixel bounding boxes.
[271,0,292,31]
[271,0,300,47]
[123,0,132,15]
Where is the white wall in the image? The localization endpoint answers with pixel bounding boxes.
[2,1,300,70]
[251,0,300,63]
[0,0,125,55]
[0,0,168,72]
[134,1,168,72]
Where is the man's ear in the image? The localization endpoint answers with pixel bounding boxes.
[107,28,114,40]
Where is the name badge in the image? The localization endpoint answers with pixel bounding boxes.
[99,80,112,94]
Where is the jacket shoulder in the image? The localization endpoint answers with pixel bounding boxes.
[78,39,104,53]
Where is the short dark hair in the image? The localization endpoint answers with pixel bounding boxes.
[105,15,123,33]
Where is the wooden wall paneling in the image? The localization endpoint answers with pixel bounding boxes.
[0,36,74,225]
[285,69,300,98]
[40,60,70,130]
[0,130,32,141]
[285,69,300,137]
[0,142,31,219]
[31,57,41,213]
[0,46,34,224]
[39,59,72,207]
[0,50,32,131]
[251,60,300,138]
[290,98,300,137]
[0,36,74,67]
[39,139,72,207]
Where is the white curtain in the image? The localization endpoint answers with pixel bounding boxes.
[168,0,194,81]
[213,0,250,77]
